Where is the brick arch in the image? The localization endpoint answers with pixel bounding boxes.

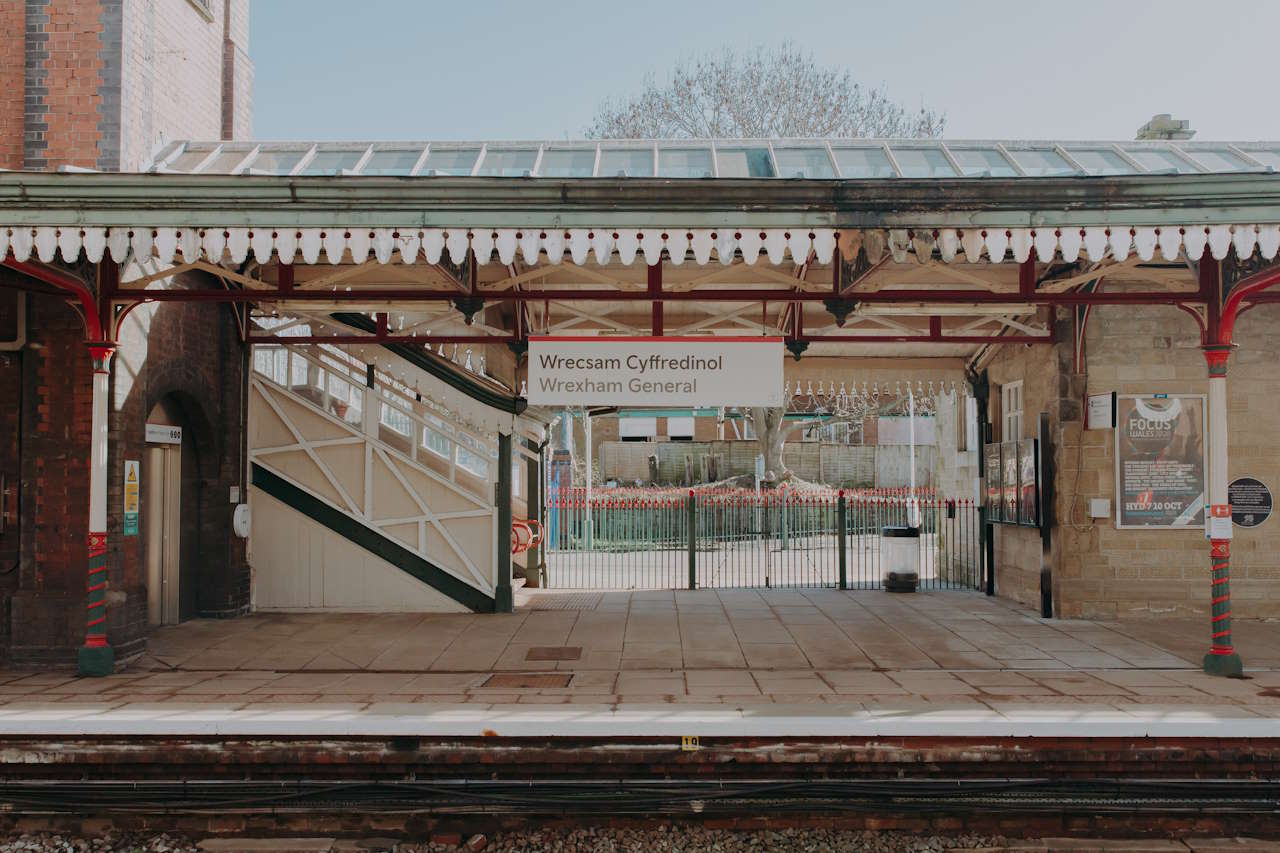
[144,372,221,482]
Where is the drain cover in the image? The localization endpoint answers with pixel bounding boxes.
[482,673,572,689]
[525,646,583,662]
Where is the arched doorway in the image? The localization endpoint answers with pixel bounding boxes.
[144,395,202,625]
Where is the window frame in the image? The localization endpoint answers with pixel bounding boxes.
[1001,381,1024,441]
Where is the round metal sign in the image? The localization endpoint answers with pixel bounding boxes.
[1229,477,1273,528]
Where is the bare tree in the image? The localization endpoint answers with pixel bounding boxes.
[588,42,944,140]
[593,45,943,483]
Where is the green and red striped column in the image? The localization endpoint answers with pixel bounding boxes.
[1202,344,1243,677]
[78,343,115,677]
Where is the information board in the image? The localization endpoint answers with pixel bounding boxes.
[984,442,1002,515]
[1115,395,1206,529]
[1002,441,1020,524]
[1018,438,1039,527]
[1229,477,1273,528]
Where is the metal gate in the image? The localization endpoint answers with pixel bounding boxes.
[545,488,983,591]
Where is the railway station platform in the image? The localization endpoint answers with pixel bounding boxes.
[0,589,1276,738]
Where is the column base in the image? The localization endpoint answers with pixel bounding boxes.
[494,584,514,614]
[1203,650,1244,678]
[77,643,115,678]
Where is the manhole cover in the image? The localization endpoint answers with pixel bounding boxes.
[526,646,583,662]
[525,593,604,610]
[482,673,572,689]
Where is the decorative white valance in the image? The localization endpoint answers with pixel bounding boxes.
[4,224,1278,267]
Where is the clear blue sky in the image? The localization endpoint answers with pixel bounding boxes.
[249,0,1280,142]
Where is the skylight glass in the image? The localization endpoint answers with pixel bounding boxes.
[246,149,306,175]
[301,149,365,175]
[598,147,654,177]
[1121,148,1198,174]
[714,147,773,177]
[658,147,714,178]
[1065,148,1132,175]
[891,147,956,178]
[421,148,481,176]
[538,148,596,177]
[1008,148,1075,176]
[1241,149,1280,170]
[475,148,538,177]
[831,146,895,178]
[168,145,217,172]
[948,147,1018,177]
[361,149,423,176]
[773,147,835,178]
[1182,148,1252,172]
[203,148,252,174]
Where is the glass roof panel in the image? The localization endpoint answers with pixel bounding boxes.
[168,145,218,172]
[1065,148,1132,175]
[773,146,835,178]
[831,146,895,178]
[475,147,538,177]
[301,149,365,175]
[890,147,956,178]
[658,147,714,178]
[246,149,307,175]
[538,147,596,177]
[361,148,423,176]
[948,147,1018,177]
[203,148,252,174]
[598,147,654,177]
[421,147,481,176]
[1183,147,1252,172]
[1121,147,1197,174]
[1241,149,1280,170]
[715,147,773,178]
[1008,147,1075,176]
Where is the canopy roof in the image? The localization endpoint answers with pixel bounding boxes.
[146,138,1280,180]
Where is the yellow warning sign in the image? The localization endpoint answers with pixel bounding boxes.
[123,460,140,535]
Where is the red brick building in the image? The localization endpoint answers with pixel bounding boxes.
[0,0,252,666]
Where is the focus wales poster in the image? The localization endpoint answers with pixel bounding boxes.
[1115,395,1205,528]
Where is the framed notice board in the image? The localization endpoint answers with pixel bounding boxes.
[984,442,1002,517]
[1017,438,1040,528]
[1001,441,1019,524]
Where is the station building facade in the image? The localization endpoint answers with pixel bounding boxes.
[0,6,1277,680]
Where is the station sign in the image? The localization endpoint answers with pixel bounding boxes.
[527,336,784,407]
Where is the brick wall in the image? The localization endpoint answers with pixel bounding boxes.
[1054,300,1280,619]
[120,0,253,170]
[109,268,251,629]
[1,0,254,665]
[983,307,1081,613]
[0,4,24,169]
[984,294,1280,621]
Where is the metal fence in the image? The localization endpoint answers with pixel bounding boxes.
[545,488,983,591]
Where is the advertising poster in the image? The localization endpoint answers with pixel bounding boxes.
[1002,440,1019,524]
[1115,395,1206,529]
[1018,438,1039,527]
[984,443,1002,515]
